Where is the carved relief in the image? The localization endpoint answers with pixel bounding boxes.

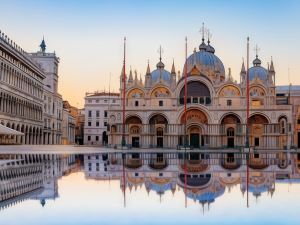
[127,88,144,98]
[151,87,170,98]
[219,85,240,97]
[181,109,208,124]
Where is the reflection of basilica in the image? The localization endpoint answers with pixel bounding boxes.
[0,154,77,210]
[84,152,300,207]
[108,29,292,150]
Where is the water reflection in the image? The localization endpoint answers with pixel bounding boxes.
[0,154,78,210]
[1,152,300,212]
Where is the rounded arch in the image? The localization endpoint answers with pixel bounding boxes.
[220,112,242,124]
[179,81,210,99]
[148,113,169,124]
[176,75,215,98]
[249,113,270,124]
[218,84,241,97]
[180,108,208,124]
[127,88,145,99]
[150,85,171,98]
[125,114,142,124]
[249,85,267,97]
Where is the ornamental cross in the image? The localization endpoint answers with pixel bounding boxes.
[254,44,260,57]
[157,45,164,61]
[199,22,207,40]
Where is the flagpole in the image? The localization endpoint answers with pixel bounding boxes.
[184,36,188,208]
[122,37,126,148]
[246,36,250,208]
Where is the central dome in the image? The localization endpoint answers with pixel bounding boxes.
[248,56,268,82]
[151,60,171,83]
[183,42,225,81]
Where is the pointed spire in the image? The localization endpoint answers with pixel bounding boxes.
[139,73,143,84]
[241,59,246,73]
[128,66,133,82]
[40,36,46,53]
[270,57,275,72]
[134,69,138,82]
[171,59,176,74]
[146,60,151,74]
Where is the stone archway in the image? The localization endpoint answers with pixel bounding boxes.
[220,113,241,148]
[248,114,269,148]
[126,115,142,148]
[149,114,168,148]
[180,109,208,148]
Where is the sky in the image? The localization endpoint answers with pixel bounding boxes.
[0,0,300,107]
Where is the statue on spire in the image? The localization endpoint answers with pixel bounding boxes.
[40,36,46,53]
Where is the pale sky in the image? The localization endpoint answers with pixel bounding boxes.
[1,0,300,108]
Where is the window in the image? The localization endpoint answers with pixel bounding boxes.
[88,136,91,141]
[88,122,91,127]
[254,153,259,158]
[88,110,92,117]
[96,121,99,127]
[104,122,107,126]
[88,100,92,103]
[104,99,108,103]
[254,138,260,147]
[297,119,300,124]
[96,110,100,117]
[112,99,116,103]
[96,100,99,103]
[104,110,107,117]
[135,101,139,106]
[159,100,163,106]
[96,136,99,141]
[227,99,232,106]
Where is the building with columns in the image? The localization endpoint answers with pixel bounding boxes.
[108,31,293,150]
[84,91,120,145]
[0,30,73,145]
[0,31,44,144]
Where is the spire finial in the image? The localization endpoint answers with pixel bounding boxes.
[146,60,151,74]
[254,44,260,58]
[200,22,206,41]
[171,58,176,74]
[158,45,163,62]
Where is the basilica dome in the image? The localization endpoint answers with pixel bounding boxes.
[183,40,225,81]
[248,56,268,81]
[151,60,171,83]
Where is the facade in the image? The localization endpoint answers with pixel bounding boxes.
[61,107,76,145]
[84,92,120,145]
[0,31,45,144]
[0,30,74,145]
[29,42,63,145]
[75,108,85,145]
[109,34,293,150]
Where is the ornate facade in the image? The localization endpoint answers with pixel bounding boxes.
[108,34,292,150]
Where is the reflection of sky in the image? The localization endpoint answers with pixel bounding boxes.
[1,172,300,225]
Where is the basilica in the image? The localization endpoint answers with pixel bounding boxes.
[108,34,292,150]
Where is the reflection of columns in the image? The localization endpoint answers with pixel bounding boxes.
[49,133,52,145]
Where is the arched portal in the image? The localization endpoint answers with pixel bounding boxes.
[221,114,241,148]
[149,114,168,148]
[180,109,208,148]
[126,115,142,148]
[248,114,269,147]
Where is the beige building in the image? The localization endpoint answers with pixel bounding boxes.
[62,106,75,145]
[109,34,292,150]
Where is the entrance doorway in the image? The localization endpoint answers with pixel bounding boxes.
[298,132,300,148]
[156,127,164,148]
[157,137,163,148]
[190,133,200,148]
[132,137,140,148]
